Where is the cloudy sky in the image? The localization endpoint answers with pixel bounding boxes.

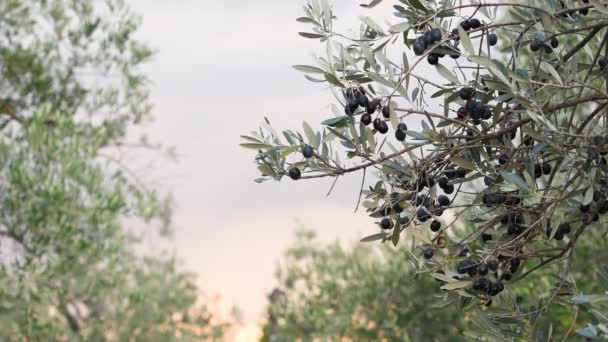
[126,0,421,339]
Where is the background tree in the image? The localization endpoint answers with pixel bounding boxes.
[260,230,467,341]
[244,0,608,339]
[0,0,226,339]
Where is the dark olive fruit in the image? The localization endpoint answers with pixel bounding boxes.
[430,28,442,43]
[397,123,407,131]
[481,233,492,243]
[459,87,475,100]
[599,199,608,214]
[390,192,400,202]
[498,153,510,166]
[373,118,382,130]
[430,220,441,232]
[580,8,589,15]
[400,216,411,226]
[469,18,481,29]
[593,135,606,146]
[413,41,425,56]
[593,190,604,202]
[423,248,435,259]
[534,164,543,178]
[542,162,552,175]
[599,56,608,70]
[302,145,314,158]
[460,20,471,31]
[344,103,358,115]
[550,37,558,48]
[557,223,571,235]
[357,94,369,108]
[449,49,461,59]
[417,207,431,222]
[481,107,493,120]
[377,121,389,134]
[457,259,475,274]
[488,32,498,46]
[392,202,404,213]
[473,278,490,292]
[530,39,542,51]
[438,177,449,189]
[380,218,393,230]
[423,31,434,45]
[484,176,495,187]
[510,258,521,273]
[456,168,467,179]
[443,184,455,194]
[543,44,553,54]
[367,98,381,114]
[580,203,591,213]
[487,259,499,271]
[451,28,459,37]
[415,36,426,49]
[382,104,391,118]
[488,281,504,296]
[523,135,534,146]
[445,165,457,179]
[361,113,372,126]
[395,129,406,142]
[483,192,507,205]
[478,262,489,276]
[554,230,565,240]
[438,195,450,207]
[457,248,469,257]
[457,107,468,118]
[288,167,301,180]
[427,54,439,65]
[501,272,513,281]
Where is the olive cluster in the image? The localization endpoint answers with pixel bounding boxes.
[456,87,494,125]
[530,33,559,53]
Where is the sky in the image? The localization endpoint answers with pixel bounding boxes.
[126,1,418,339]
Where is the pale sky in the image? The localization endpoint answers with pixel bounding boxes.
[125,0,428,339]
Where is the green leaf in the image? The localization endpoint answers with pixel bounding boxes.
[360,0,383,8]
[303,121,316,145]
[431,273,457,283]
[450,156,476,171]
[324,72,345,88]
[584,187,594,205]
[240,143,273,150]
[458,26,474,55]
[441,280,471,290]
[321,116,348,127]
[500,171,530,193]
[360,16,385,35]
[298,32,325,39]
[435,64,459,84]
[389,22,410,33]
[360,233,387,242]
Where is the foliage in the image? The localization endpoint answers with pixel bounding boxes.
[262,230,467,341]
[245,0,608,339]
[0,0,226,339]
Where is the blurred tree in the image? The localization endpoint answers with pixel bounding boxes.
[245,0,608,339]
[261,230,467,341]
[0,0,226,339]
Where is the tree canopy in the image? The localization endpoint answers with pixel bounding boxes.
[0,0,226,339]
[244,0,608,339]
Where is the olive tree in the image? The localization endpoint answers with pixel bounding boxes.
[0,0,226,339]
[244,0,608,339]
